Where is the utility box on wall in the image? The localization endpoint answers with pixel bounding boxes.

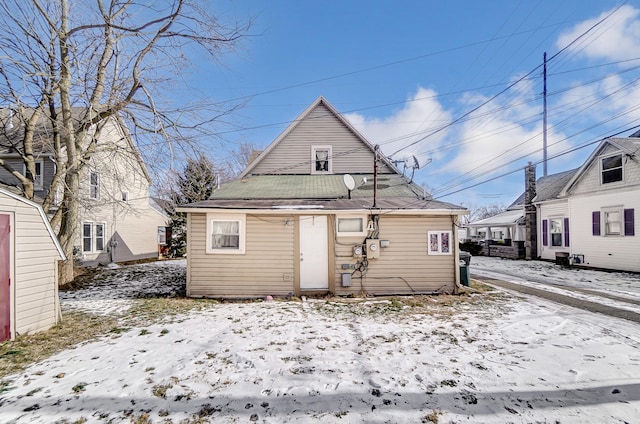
[366,239,380,259]
[341,273,352,287]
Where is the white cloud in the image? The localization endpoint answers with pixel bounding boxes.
[556,5,640,61]
[344,87,452,164]
[555,74,640,138]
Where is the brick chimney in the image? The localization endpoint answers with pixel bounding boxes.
[524,162,537,260]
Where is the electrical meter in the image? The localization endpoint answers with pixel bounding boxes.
[366,239,380,259]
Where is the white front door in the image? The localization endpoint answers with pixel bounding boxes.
[299,215,329,290]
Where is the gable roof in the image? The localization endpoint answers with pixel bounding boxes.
[508,168,578,208]
[0,186,66,259]
[1,108,153,185]
[560,136,640,197]
[238,96,399,178]
[211,174,423,200]
[533,168,579,203]
[180,173,465,212]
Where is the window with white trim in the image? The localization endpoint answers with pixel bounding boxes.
[82,222,106,253]
[311,145,332,174]
[601,153,623,184]
[336,216,367,237]
[157,226,167,244]
[604,208,622,235]
[206,213,246,254]
[121,191,129,202]
[550,218,563,247]
[23,160,44,190]
[427,231,452,255]
[90,171,100,199]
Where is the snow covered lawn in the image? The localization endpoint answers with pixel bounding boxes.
[1,259,639,423]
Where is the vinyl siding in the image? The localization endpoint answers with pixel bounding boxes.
[187,213,296,297]
[249,103,395,175]
[568,190,640,272]
[0,157,55,199]
[1,192,61,338]
[333,215,456,295]
[186,211,457,297]
[76,119,167,264]
[537,200,569,261]
[571,144,640,195]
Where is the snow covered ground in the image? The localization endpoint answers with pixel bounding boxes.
[471,255,640,315]
[1,259,640,423]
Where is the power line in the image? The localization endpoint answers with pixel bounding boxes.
[433,121,640,201]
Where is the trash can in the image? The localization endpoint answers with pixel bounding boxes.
[459,251,472,287]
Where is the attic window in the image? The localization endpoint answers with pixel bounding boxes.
[22,160,44,190]
[601,153,623,184]
[311,145,332,174]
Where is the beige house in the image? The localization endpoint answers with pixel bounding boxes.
[0,111,168,266]
[0,186,65,341]
[179,97,467,298]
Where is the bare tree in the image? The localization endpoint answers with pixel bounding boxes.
[461,202,507,224]
[0,0,251,283]
[210,140,262,180]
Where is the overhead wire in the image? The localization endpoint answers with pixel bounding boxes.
[430,73,640,194]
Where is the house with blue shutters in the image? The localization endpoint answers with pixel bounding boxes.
[536,135,638,272]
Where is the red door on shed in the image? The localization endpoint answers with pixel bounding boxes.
[0,214,10,342]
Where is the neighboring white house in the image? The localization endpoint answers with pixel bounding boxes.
[0,110,168,266]
[74,116,169,265]
[537,136,639,272]
[0,186,65,341]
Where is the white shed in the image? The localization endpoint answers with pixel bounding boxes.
[0,187,65,341]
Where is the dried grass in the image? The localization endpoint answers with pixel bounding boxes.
[0,311,118,378]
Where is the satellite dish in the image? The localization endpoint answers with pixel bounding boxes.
[343,174,356,190]
[412,155,420,170]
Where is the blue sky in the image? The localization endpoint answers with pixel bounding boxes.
[180,0,640,208]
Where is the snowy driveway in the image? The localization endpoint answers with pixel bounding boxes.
[471,256,640,319]
[1,259,640,423]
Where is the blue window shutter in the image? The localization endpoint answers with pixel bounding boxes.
[564,217,570,247]
[542,219,548,246]
[592,211,601,236]
[624,208,635,236]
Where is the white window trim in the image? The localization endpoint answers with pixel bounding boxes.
[549,217,563,248]
[82,221,107,253]
[336,215,368,237]
[602,206,623,236]
[206,213,246,254]
[311,145,333,175]
[157,226,167,245]
[89,171,100,200]
[428,230,453,255]
[22,159,44,190]
[600,152,624,185]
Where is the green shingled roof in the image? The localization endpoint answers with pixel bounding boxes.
[212,174,421,200]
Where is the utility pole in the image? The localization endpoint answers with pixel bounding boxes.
[543,51,548,177]
[373,145,379,208]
